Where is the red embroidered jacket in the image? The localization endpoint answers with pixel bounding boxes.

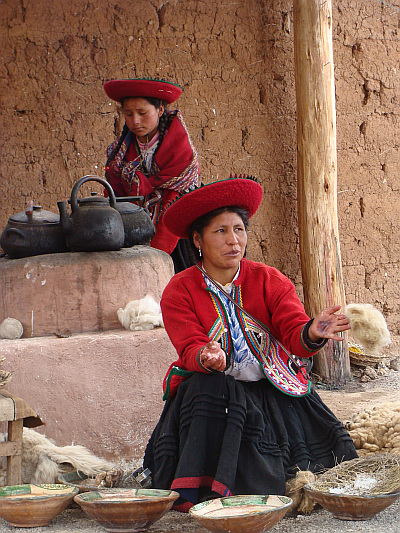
[105,111,199,254]
[161,259,323,399]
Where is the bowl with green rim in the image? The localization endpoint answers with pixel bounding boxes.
[0,483,78,527]
[74,487,179,532]
[189,494,292,533]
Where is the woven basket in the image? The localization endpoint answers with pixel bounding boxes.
[348,342,393,366]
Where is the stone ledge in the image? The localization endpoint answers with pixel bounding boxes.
[0,328,176,461]
[0,246,174,338]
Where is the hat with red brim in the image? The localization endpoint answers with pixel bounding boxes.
[163,176,263,239]
[103,78,182,104]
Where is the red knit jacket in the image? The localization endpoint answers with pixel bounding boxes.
[161,259,322,399]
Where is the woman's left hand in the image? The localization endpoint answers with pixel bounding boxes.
[308,305,350,343]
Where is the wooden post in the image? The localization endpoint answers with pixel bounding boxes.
[6,419,23,485]
[293,0,351,383]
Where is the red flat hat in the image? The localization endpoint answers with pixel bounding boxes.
[163,176,263,239]
[103,78,182,104]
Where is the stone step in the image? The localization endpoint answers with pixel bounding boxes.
[0,328,175,462]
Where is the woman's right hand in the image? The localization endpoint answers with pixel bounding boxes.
[200,341,226,372]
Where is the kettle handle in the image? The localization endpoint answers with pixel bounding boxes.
[3,228,29,243]
[70,176,117,213]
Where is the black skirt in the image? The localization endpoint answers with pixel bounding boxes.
[143,372,358,512]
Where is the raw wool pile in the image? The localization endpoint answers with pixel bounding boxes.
[117,294,164,331]
[285,470,317,514]
[0,428,114,486]
[345,303,391,355]
[344,401,400,455]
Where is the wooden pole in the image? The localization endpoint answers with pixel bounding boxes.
[293,0,351,383]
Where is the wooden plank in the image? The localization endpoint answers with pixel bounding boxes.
[0,396,15,422]
[0,391,42,422]
[6,419,23,485]
[293,0,350,383]
[0,441,22,457]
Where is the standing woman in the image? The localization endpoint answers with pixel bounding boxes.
[103,77,199,272]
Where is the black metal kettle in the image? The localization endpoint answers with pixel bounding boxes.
[57,176,124,252]
[114,197,155,247]
[1,201,67,258]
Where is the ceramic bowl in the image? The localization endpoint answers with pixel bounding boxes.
[189,494,292,533]
[0,483,78,527]
[74,488,179,532]
[304,485,400,520]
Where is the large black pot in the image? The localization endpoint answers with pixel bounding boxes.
[115,197,155,247]
[0,202,68,259]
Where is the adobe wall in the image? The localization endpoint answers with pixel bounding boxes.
[1,0,399,350]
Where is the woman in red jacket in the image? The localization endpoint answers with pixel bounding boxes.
[143,176,357,511]
[103,77,199,271]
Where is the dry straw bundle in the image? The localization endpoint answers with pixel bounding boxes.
[311,454,400,496]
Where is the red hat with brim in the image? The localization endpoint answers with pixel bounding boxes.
[163,176,263,239]
[103,78,182,104]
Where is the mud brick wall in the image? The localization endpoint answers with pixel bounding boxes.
[1,0,399,349]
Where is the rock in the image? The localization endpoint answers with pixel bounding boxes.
[0,317,23,339]
[390,357,400,371]
[360,366,378,382]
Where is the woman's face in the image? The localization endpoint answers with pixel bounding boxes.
[193,211,248,283]
[122,97,164,143]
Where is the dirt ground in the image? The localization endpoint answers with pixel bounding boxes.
[0,367,398,533]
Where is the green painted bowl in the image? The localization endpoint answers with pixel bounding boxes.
[0,483,78,527]
[189,494,292,533]
[74,488,179,532]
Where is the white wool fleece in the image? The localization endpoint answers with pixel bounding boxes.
[345,303,391,354]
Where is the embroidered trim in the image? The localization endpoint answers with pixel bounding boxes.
[163,366,194,400]
[206,289,232,356]
[208,284,310,397]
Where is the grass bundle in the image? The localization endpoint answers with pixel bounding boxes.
[311,454,400,496]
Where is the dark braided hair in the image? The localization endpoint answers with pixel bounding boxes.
[105,96,171,174]
[105,123,129,169]
[145,97,172,175]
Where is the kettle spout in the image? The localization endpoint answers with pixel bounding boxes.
[57,201,71,234]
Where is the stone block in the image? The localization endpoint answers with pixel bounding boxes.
[0,247,174,338]
[0,328,176,461]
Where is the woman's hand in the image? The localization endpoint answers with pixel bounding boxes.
[200,341,226,372]
[308,305,350,343]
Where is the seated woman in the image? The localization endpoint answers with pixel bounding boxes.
[143,176,358,512]
[103,77,199,271]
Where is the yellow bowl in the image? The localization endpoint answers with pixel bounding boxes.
[74,488,179,532]
[189,494,292,533]
[0,484,78,527]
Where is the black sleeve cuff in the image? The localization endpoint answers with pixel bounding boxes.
[302,319,328,351]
